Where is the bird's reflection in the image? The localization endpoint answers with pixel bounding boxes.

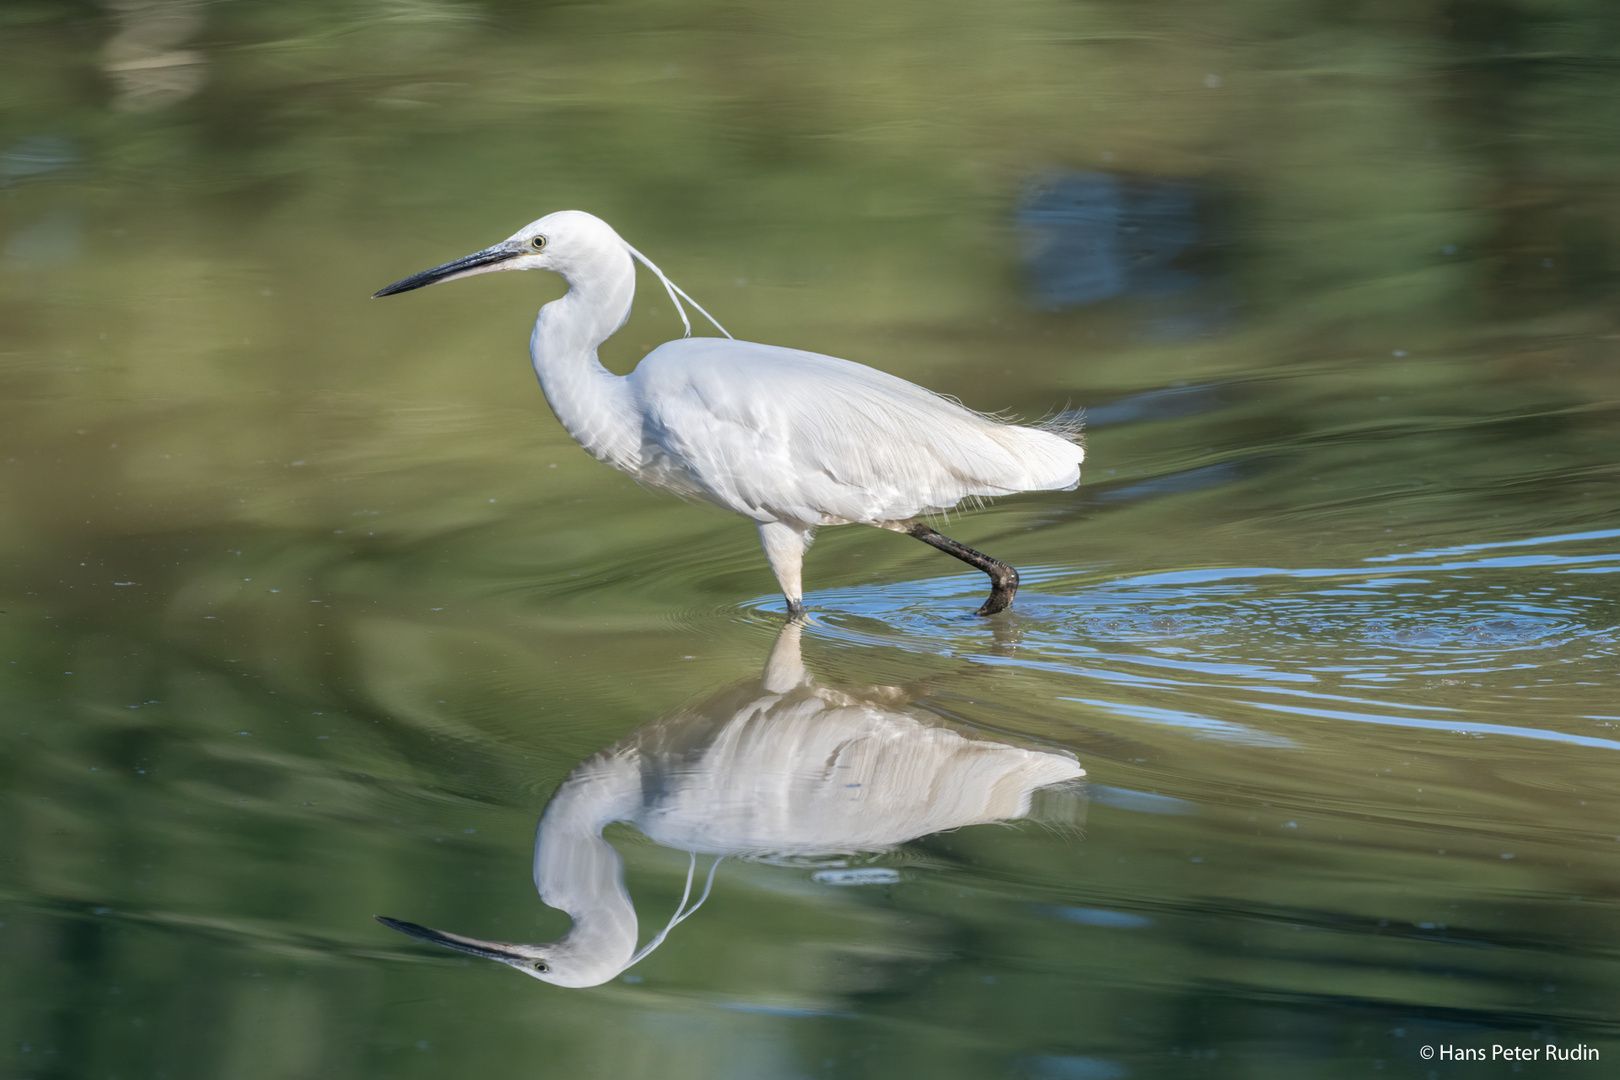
[379,623,1084,988]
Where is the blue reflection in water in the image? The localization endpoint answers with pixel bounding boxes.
[802,531,1620,761]
[1081,383,1226,428]
[1364,526,1620,563]
[1089,461,1248,505]
[1084,786,1197,816]
[1062,696,1296,747]
[0,135,77,185]
[812,867,901,885]
[1018,1055,1132,1080]
[1018,169,1231,338]
[1037,905,1157,929]
[1020,171,1201,309]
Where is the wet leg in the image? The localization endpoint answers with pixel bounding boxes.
[907,522,1019,616]
[757,520,816,618]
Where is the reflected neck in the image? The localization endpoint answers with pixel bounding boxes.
[531,752,643,984]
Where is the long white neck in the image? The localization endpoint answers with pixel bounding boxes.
[529,245,641,469]
[530,751,643,987]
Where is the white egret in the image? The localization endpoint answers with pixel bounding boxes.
[377,622,1084,987]
[374,211,1084,616]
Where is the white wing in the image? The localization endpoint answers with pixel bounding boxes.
[635,691,1084,856]
[627,338,1083,525]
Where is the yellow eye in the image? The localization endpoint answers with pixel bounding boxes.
[530,235,547,251]
[532,960,549,972]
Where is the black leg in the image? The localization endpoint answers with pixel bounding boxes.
[907,523,1019,616]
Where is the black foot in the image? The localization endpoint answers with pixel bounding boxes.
[907,523,1020,616]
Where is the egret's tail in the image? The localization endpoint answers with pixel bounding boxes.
[1035,408,1086,445]
[990,420,1086,492]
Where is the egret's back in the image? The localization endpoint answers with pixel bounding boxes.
[633,687,1084,857]
[629,338,1083,525]
[375,208,1085,615]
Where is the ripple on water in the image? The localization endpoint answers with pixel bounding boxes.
[791,535,1620,688]
[1066,587,1598,662]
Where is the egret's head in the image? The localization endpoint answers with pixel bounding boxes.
[375,915,620,988]
[372,210,626,298]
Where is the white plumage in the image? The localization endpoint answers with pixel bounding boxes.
[634,341,1081,522]
[376,622,1084,988]
[376,210,1083,615]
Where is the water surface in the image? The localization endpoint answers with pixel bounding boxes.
[2,1,1619,1077]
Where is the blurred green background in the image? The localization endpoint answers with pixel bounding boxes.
[2,1,1619,1078]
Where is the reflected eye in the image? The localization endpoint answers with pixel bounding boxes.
[530,235,547,251]
[532,960,549,973]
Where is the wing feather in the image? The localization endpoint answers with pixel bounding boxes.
[629,338,1083,525]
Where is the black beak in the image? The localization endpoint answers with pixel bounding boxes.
[372,244,520,298]
[375,916,527,962]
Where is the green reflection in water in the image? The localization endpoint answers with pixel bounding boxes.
[2,0,1620,1078]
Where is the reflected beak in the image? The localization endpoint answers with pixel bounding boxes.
[375,916,529,962]
[372,243,522,297]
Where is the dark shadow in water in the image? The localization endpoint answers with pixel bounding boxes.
[377,622,1085,988]
[1018,170,1232,338]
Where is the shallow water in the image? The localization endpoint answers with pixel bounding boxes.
[3,1,1620,1077]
